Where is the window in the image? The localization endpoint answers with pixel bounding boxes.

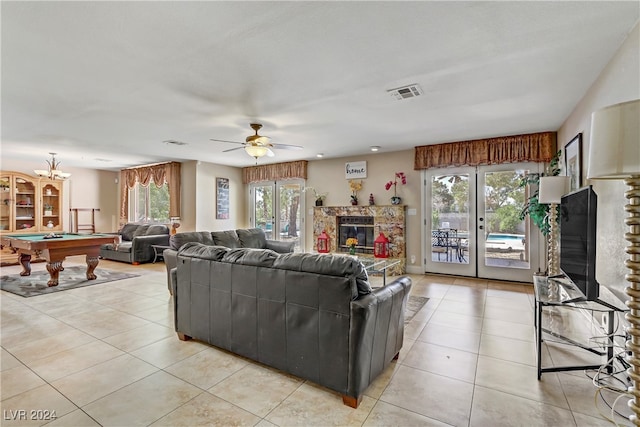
[128,180,170,223]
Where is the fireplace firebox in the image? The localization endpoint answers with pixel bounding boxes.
[338,216,374,254]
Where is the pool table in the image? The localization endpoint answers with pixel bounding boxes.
[0,233,118,287]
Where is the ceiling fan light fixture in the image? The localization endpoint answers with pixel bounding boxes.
[245,145,269,159]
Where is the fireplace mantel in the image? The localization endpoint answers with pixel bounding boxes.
[313,205,406,275]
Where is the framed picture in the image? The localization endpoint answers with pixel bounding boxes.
[564,133,582,191]
[216,177,230,219]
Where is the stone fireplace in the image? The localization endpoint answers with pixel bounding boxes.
[313,205,406,275]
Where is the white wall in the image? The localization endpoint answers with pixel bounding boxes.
[558,21,640,301]
[194,161,246,231]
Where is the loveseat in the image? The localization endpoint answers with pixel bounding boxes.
[170,242,412,408]
[99,223,170,264]
[164,228,295,292]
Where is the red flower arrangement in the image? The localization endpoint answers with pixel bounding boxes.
[385,172,407,197]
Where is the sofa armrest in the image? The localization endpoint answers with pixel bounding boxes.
[164,249,178,293]
[131,234,171,264]
[348,276,412,398]
[265,239,295,253]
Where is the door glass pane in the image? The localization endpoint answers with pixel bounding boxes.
[483,170,530,268]
[431,174,469,264]
[253,185,274,239]
[15,177,36,231]
[278,183,302,251]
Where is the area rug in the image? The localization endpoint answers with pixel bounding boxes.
[405,296,429,324]
[0,266,139,298]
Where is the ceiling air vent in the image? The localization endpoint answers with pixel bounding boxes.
[163,140,188,146]
[387,84,423,100]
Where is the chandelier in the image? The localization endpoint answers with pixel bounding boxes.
[34,153,72,180]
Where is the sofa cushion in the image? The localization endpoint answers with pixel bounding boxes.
[101,241,132,253]
[146,224,169,235]
[212,230,241,248]
[120,223,139,241]
[236,228,267,249]
[221,247,279,267]
[170,231,214,250]
[178,242,230,261]
[133,224,151,237]
[273,253,371,298]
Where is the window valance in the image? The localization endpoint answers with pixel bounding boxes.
[119,161,181,224]
[242,160,308,184]
[414,131,556,170]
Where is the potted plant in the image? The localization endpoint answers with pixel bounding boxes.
[519,151,561,236]
[303,187,328,206]
[43,203,53,216]
[385,172,407,205]
[349,180,362,205]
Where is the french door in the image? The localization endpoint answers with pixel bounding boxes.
[249,180,304,252]
[423,163,544,282]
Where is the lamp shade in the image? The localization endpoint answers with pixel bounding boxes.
[245,145,269,158]
[538,176,570,204]
[587,99,640,179]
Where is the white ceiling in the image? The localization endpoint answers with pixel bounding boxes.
[2,1,638,171]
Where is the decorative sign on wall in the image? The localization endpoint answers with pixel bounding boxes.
[345,161,367,179]
[216,177,230,219]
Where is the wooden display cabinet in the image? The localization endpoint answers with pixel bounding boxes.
[40,181,63,232]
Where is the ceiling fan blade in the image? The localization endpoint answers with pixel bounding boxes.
[210,138,245,145]
[222,146,245,153]
[266,148,275,157]
[270,142,303,151]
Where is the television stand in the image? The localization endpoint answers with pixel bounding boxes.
[533,275,627,380]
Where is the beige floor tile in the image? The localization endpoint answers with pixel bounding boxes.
[27,340,124,382]
[165,346,249,390]
[82,371,201,427]
[380,365,474,426]
[149,392,260,426]
[436,298,485,318]
[1,365,46,400]
[478,333,537,366]
[402,341,478,382]
[73,312,152,339]
[51,354,158,407]
[0,384,77,427]
[102,322,174,352]
[130,336,208,368]
[429,310,483,333]
[9,328,95,364]
[363,400,452,426]
[416,323,481,353]
[573,411,622,426]
[1,348,22,371]
[209,363,303,417]
[475,355,569,408]
[41,409,101,426]
[469,385,577,426]
[363,361,401,399]
[265,382,375,426]
[483,304,534,325]
[482,317,535,342]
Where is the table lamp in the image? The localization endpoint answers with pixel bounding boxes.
[587,99,640,425]
[538,176,570,276]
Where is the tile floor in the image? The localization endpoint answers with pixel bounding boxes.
[0,256,633,426]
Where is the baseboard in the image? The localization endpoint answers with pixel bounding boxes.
[406,265,423,274]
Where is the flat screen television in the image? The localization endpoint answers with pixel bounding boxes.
[559,185,598,301]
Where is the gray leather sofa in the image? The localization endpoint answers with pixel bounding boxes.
[171,242,412,408]
[164,228,295,292]
[99,223,170,264]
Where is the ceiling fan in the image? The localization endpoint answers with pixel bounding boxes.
[211,123,303,160]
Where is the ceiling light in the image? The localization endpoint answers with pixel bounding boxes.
[316,153,324,158]
[244,145,269,159]
[34,153,71,180]
[370,146,381,152]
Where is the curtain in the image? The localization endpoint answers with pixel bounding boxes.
[119,161,181,225]
[242,160,308,184]
[414,132,556,170]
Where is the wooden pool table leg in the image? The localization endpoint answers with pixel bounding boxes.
[46,261,63,287]
[86,255,99,280]
[18,253,32,276]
